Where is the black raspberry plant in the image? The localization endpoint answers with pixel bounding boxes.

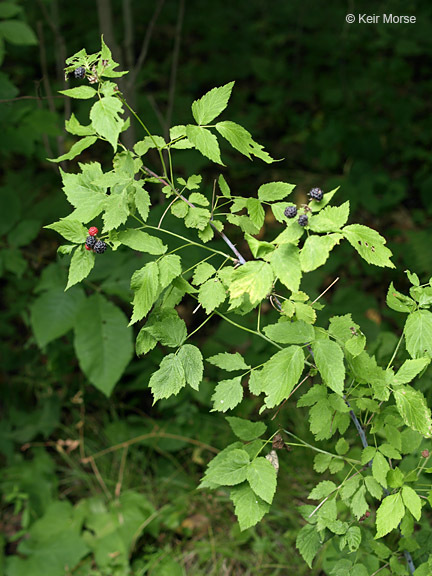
[42,37,432,575]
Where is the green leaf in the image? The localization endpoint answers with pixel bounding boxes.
[229,260,274,305]
[376,492,405,538]
[66,247,95,290]
[48,136,97,163]
[270,243,302,292]
[158,254,182,288]
[169,125,194,149]
[257,182,295,202]
[314,453,332,473]
[90,96,124,150]
[0,4,22,18]
[211,377,244,412]
[184,206,211,230]
[206,448,250,485]
[246,198,265,229]
[406,269,420,286]
[365,476,382,499]
[300,234,342,272]
[394,358,430,385]
[74,294,133,396]
[191,82,234,125]
[343,526,362,553]
[192,262,216,285]
[45,219,87,243]
[272,221,305,245]
[296,524,322,569]
[351,485,368,520]
[258,346,305,408]
[60,164,106,223]
[186,125,223,164]
[218,174,231,198]
[361,446,377,465]
[312,340,345,395]
[215,121,275,162]
[343,224,395,268]
[208,352,250,371]
[172,201,189,219]
[30,287,85,348]
[200,443,244,488]
[139,308,186,350]
[0,20,37,45]
[335,438,349,455]
[308,202,350,233]
[198,278,227,313]
[102,191,129,231]
[329,314,365,357]
[226,417,266,441]
[189,192,209,206]
[246,457,277,504]
[245,234,275,259]
[59,86,97,99]
[405,310,432,358]
[130,261,160,324]
[263,320,314,344]
[117,229,167,255]
[372,451,390,488]
[341,476,361,501]
[230,483,270,531]
[177,344,203,391]
[401,486,422,521]
[386,282,415,313]
[134,135,166,155]
[394,386,432,438]
[308,480,337,499]
[65,113,95,136]
[134,184,151,222]
[149,354,186,402]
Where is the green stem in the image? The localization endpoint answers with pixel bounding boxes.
[386,330,405,370]
[117,94,172,188]
[185,313,215,341]
[215,311,283,350]
[131,214,234,261]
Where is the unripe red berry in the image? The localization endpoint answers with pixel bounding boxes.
[88,226,98,236]
[421,449,430,458]
[85,244,92,251]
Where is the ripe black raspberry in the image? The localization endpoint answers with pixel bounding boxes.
[309,187,323,202]
[74,67,86,79]
[298,214,308,227]
[284,205,297,219]
[93,240,107,254]
[85,235,97,249]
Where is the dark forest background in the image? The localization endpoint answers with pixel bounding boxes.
[1,1,432,574]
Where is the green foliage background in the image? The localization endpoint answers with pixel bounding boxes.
[2,1,432,574]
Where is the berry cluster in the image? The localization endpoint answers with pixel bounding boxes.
[308,187,323,201]
[283,187,324,228]
[84,227,107,254]
[74,66,86,79]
